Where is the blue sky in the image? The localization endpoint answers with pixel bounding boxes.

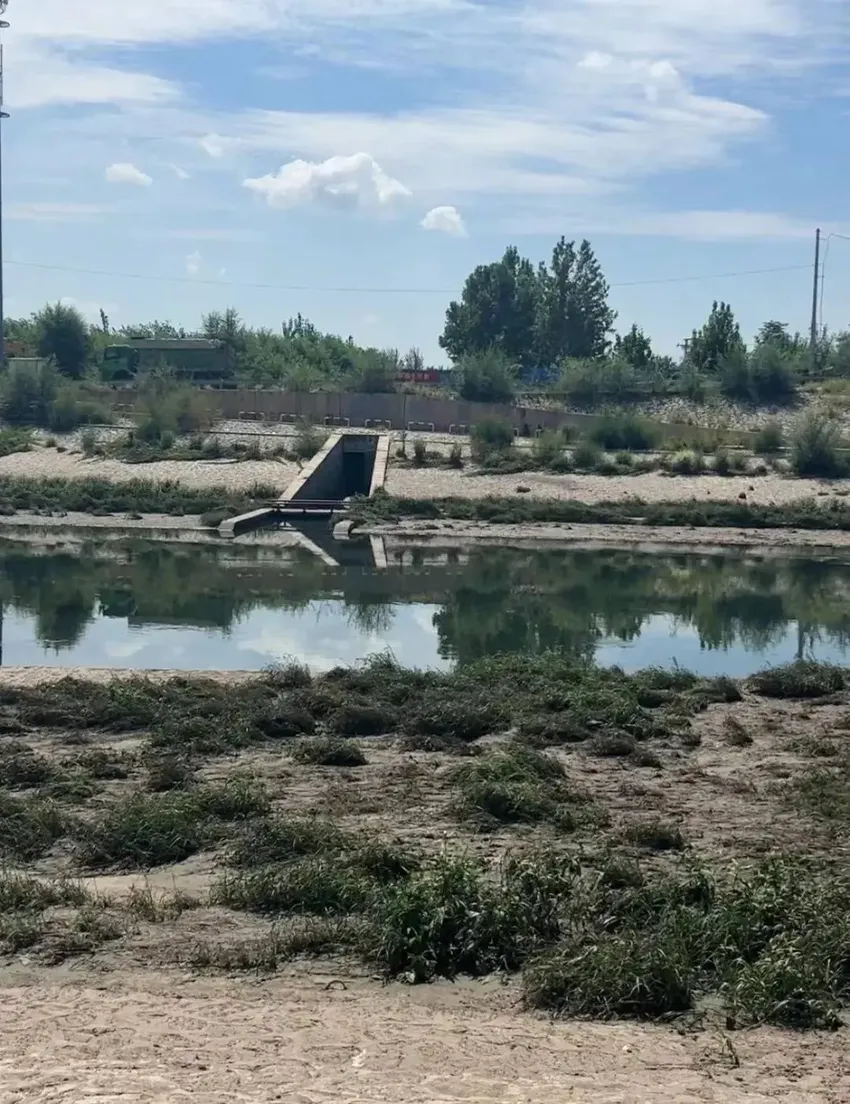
[5,0,850,363]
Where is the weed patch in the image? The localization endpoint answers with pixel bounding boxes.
[750,661,846,699]
[290,736,368,767]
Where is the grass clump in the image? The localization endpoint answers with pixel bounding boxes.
[212,859,376,916]
[0,793,66,860]
[290,736,367,767]
[326,701,397,737]
[402,689,504,743]
[624,821,686,852]
[75,778,269,869]
[227,816,347,868]
[0,743,54,789]
[749,661,845,700]
[366,851,571,983]
[525,929,695,1020]
[571,438,602,470]
[451,745,588,828]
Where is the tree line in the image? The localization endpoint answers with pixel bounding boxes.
[6,237,850,406]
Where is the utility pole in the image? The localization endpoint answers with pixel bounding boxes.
[0,2,9,371]
[810,227,821,355]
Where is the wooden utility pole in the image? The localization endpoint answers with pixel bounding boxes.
[811,227,821,352]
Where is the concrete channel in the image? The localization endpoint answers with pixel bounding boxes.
[220,431,390,539]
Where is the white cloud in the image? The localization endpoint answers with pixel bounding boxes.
[105,162,153,187]
[200,133,228,159]
[168,163,191,180]
[243,153,411,211]
[421,205,467,237]
[185,251,203,276]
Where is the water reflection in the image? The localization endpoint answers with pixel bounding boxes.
[0,537,849,673]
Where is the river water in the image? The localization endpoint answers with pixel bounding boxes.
[1,532,849,674]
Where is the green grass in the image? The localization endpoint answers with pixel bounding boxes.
[0,793,67,861]
[353,492,850,533]
[0,476,278,517]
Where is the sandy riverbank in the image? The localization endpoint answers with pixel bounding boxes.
[385,466,850,505]
[0,447,297,493]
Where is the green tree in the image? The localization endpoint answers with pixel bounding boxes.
[441,246,537,366]
[534,238,615,364]
[35,302,90,379]
[688,301,744,374]
[756,320,795,351]
[614,324,653,370]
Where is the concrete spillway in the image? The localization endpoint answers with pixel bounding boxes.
[220,432,390,538]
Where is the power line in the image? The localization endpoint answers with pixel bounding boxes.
[3,257,813,295]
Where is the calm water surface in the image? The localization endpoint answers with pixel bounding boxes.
[2,533,850,675]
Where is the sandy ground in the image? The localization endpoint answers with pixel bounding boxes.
[373,519,850,551]
[0,446,298,493]
[1,968,846,1104]
[385,466,850,506]
[2,671,850,1102]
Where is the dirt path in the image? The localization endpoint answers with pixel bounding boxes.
[0,969,846,1103]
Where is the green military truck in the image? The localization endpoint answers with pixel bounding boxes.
[101,338,236,387]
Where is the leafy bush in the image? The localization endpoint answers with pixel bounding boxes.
[456,350,517,404]
[755,420,784,455]
[448,443,463,468]
[666,449,705,475]
[293,421,325,461]
[470,417,515,459]
[572,438,602,470]
[412,439,427,466]
[0,793,66,860]
[789,411,845,477]
[532,430,564,467]
[590,412,658,452]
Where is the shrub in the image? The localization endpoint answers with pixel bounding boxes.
[713,448,731,475]
[0,743,53,789]
[80,428,99,457]
[448,443,463,468]
[750,661,845,700]
[667,449,705,475]
[293,421,325,461]
[624,821,686,852]
[614,450,633,469]
[789,411,844,477]
[572,438,602,470]
[456,350,517,405]
[470,417,514,460]
[412,439,427,466]
[227,817,347,868]
[532,430,564,467]
[755,420,784,455]
[289,736,367,767]
[590,413,658,452]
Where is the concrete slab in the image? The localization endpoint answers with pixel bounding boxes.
[220,508,278,538]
